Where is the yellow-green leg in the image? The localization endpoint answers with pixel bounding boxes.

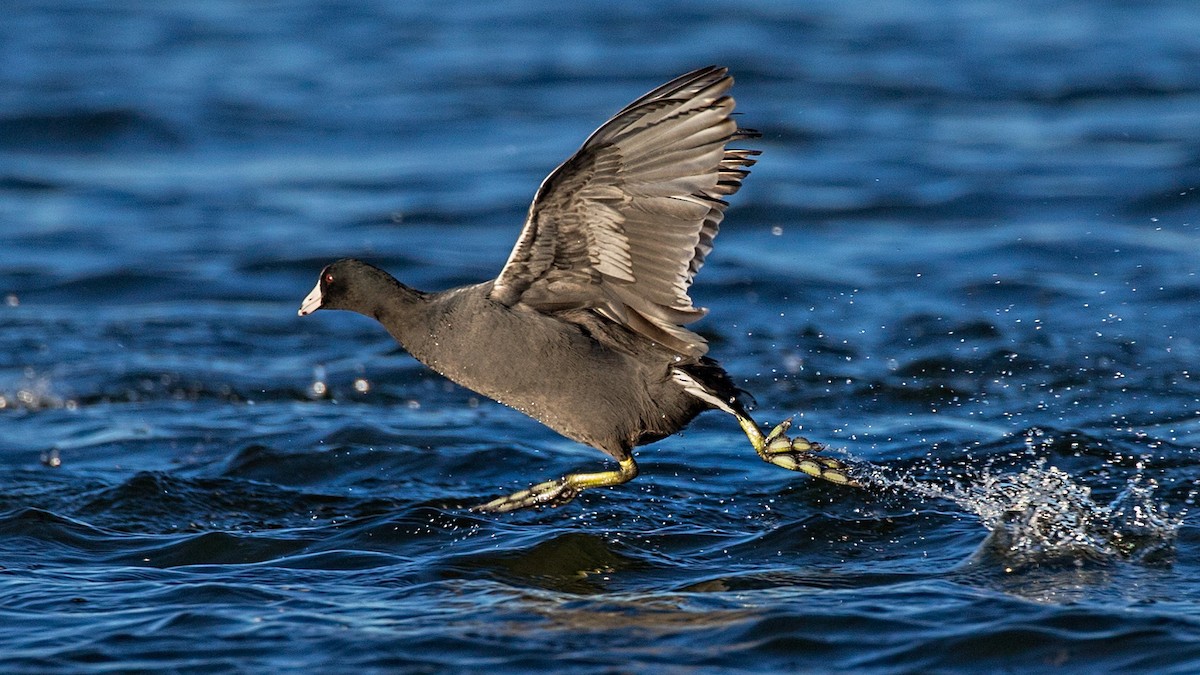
[736,414,860,487]
[473,456,639,513]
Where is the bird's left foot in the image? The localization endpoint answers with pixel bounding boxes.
[471,457,639,514]
[748,417,861,487]
[472,477,579,513]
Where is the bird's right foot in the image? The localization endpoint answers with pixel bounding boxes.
[739,415,861,487]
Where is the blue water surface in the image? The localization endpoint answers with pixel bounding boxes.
[2,1,1199,672]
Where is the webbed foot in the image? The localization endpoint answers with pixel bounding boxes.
[472,477,579,513]
[742,416,861,487]
[472,456,639,514]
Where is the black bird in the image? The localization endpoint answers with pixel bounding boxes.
[299,66,857,512]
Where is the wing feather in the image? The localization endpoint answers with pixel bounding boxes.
[490,66,760,357]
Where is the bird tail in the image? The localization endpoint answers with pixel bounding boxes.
[674,356,755,417]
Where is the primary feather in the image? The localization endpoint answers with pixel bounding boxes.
[489,65,760,357]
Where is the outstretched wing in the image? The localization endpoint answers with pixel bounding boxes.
[489,65,759,357]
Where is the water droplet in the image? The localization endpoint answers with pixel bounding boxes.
[310,365,328,398]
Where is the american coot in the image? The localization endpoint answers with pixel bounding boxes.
[299,66,858,513]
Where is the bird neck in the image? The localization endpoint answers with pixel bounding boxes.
[371,280,429,342]
[376,284,485,375]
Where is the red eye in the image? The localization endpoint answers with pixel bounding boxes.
[324,272,334,284]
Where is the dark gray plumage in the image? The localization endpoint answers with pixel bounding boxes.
[299,66,857,512]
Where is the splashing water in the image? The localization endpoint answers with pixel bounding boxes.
[0,369,76,411]
[863,458,1186,567]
